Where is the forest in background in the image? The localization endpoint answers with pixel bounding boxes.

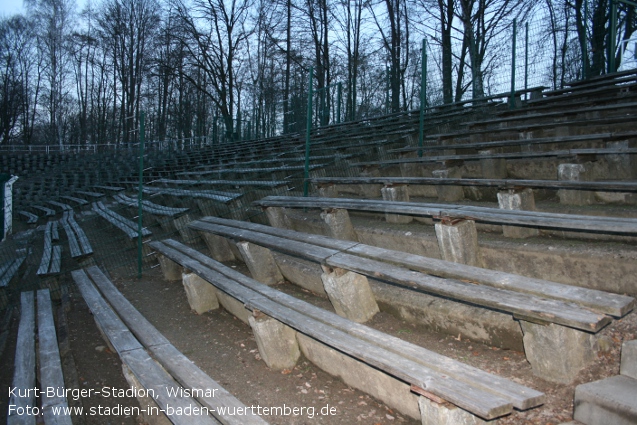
[0,0,635,147]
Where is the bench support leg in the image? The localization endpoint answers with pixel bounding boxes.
[432,168,464,202]
[237,241,284,285]
[381,185,413,223]
[157,255,182,281]
[520,320,597,384]
[173,214,199,243]
[320,208,358,241]
[418,396,487,425]
[557,163,594,206]
[201,232,236,262]
[264,207,290,229]
[606,141,635,179]
[318,184,338,198]
[249,312,300,370]
[497,188,539,238]
[480,150,507,179]
[434,220,480,267]
[182,272,219,315]
[320,266,379,323]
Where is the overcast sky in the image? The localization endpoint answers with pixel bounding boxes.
[0,0,26,17]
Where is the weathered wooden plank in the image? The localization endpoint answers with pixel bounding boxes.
[66,211,93,256]
[199,216,634,317]
[37,222,54,276]
[18,211,38,224]
[160,238,544,411]
[72,269,142,353]
[326,252,610,332]
[310,176,637,193]
[254,196,637,234]
[8,292,36,425]
[187,221,612,331]
[0,255,26,288]
[189,221,340,262]
[143,187,240,203]
[84,266,268,425]
[151,240,518,420]
[60,195,88,206]
[33,205,56,216]
[72,271,219,425]
[388,131,637,154]
[352,147,637,166]
[37,290,73,425]
[115,194,189,217]
[155,179,288,188]
[60,214,82,258]
[48,246,62,275]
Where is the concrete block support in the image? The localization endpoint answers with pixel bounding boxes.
[574,375,637,425]
[236,241,284,285]
[182,272,219,315]
[248,312,300,370]
[606,141,635,179]
[200,232,236,262]
[479,150,507,179]
[157,255,182,281]
[434,220,480,267]
[264,206,290,229]
[320,208,358,241]
[297,333,421,420]
[381,185,412,224]
[318,184,338,198]
[497,188,539,238]
[558,164,594,206]
[432,168,464,202]
[418,396,487,425]
[621,340,637,379]
[320,267,379,323]
[520,321,597,384]
[172,214,198,243]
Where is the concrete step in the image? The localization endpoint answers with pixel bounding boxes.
[621,340,637,379]
[574,375,637,425]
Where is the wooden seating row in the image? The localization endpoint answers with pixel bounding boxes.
[8,290,72,425]
[150,238,544,421]
[254,196,637,235]
[92,201,151,240]
[37,221,62,276]
[72,265,268,425]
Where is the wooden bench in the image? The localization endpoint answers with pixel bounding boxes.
[60,195,89,207]
[154,179,289,189]
[60,210,93,258]
[142,186,241,203]
[388,131,637,155]
[37,221,63,276]
[92,185,125,192]
[254,196,637,235]
[32,205,56,217]
[352,147,637,168]
[8,290,73,425]
[72,266,267,425]
[150,238,544,422]
[311,176,637,193]
[92,201,152,240]
[17,210,38,224]
[0,249,27,290]
[75,190,105,200]
[114,193,189,217]
[47,201,73,212]
[187,216,634,384]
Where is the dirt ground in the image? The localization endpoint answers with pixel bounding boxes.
[1,221,636,425]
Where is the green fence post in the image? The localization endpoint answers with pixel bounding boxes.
[510,18,517,109]
[304,67,314,197]
[337,82,342,124]
[608,0,617,74]
[418,38,427,158]
[525,22,529,100]
[137,111,145,279]
[0,173,8,241]
[583,0,588,79]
